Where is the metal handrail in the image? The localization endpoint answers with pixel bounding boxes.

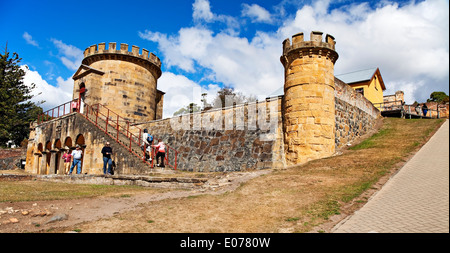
[374,100,445,118]
[84,104,145,161]
[86,103,178,170]
[37,99,79,124]
[373,100,403,111]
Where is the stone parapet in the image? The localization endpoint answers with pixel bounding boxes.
[74,42,163,123]
[281,31,339,68]
[82,42,161,78]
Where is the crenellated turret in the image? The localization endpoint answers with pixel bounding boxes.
[280,31,339,165]
[82,42,162,78]
[73,42,164,122]
[281,31,338,70]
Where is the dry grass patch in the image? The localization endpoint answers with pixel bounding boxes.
[0,180,166,203]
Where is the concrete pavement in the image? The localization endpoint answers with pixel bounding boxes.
[332,119,449,233]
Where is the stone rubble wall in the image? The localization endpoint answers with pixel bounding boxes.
[135,97,285,172]
[0,149,26,170]
[334,77,381,148]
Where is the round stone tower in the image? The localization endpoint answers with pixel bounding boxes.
[280,31,339,165]
[72,42,163,123]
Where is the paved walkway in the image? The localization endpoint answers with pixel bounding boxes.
[332,120,449,233]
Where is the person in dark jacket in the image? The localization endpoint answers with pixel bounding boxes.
[101,142,113,175]
[422,103,428,117]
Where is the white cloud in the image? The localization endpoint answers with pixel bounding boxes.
[51,39,84,71]
[21,66,73,112]
[60,56,81,71]
[139,28,214,72]
[193,0,214,22]
[158,72,220,118]
[386,80,425,104]
[191,0,240,35]
[140,26,283,101]
[22,32,39,47]
[140,0,283,100]
[278,0,449,103]
[143,0,449,109]
[242,4,273,24]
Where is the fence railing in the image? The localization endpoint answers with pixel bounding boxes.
[402,104,444,118]
[373,100,403,112]
[37,99,79,124]
[373,100,445,118]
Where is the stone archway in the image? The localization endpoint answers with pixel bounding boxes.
[64,136,73,149]
[75,134,85,146]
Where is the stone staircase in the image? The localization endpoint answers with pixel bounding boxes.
[81,103,178,171]
[84,106,145,161]
[71,112,152,175]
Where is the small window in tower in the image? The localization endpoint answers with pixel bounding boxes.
[356,88,364,96]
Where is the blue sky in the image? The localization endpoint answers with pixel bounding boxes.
[1,0,448,118]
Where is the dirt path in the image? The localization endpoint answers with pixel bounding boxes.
[0,170,270,233]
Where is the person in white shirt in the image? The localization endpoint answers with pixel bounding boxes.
[142,129,153,161]
[69,145,83,174]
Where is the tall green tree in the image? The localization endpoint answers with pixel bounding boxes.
[0,45,43,147]
[427,91,449,103]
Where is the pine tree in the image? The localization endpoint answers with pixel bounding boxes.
[0,44,43,147]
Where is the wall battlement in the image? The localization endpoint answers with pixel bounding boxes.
[76,42,163,123]
[281,31,338,65]
[83,42,162,69]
